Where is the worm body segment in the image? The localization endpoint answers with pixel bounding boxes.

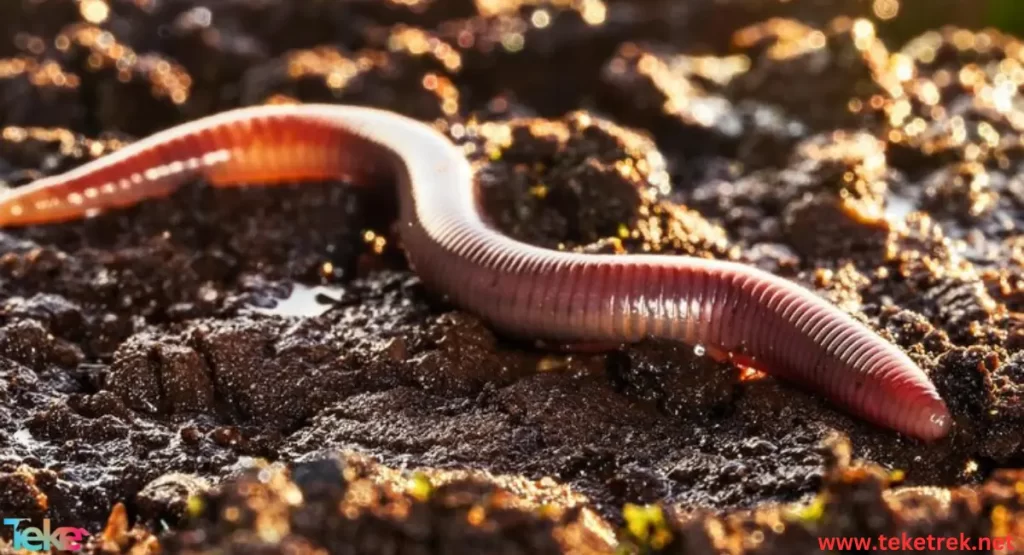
[0,104,951,441]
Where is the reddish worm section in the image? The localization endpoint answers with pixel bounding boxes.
[0,104,951,441]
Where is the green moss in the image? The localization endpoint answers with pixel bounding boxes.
[186,495,205,518]
[786,493,827,525]
[409,472,434,502]
[621,503,673,551]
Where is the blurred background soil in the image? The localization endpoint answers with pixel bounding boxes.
[0,0,1023,553]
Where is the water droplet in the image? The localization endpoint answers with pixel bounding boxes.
[694,344,706,356]
[247,283,344,318]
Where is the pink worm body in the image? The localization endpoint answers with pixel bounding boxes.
[0,104,950,441]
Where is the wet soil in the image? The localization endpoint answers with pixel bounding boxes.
[0,0,1022,553]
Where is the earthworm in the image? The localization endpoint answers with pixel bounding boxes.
[0,104,950,441]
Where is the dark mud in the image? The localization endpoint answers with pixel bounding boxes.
[0,0,1022,553]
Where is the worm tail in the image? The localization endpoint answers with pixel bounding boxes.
[705,269,950,441]
[602,261,950,441]
[416,245,950,441]
[0,106,378,227]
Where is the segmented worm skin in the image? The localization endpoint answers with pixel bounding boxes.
[0,104,951,441]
